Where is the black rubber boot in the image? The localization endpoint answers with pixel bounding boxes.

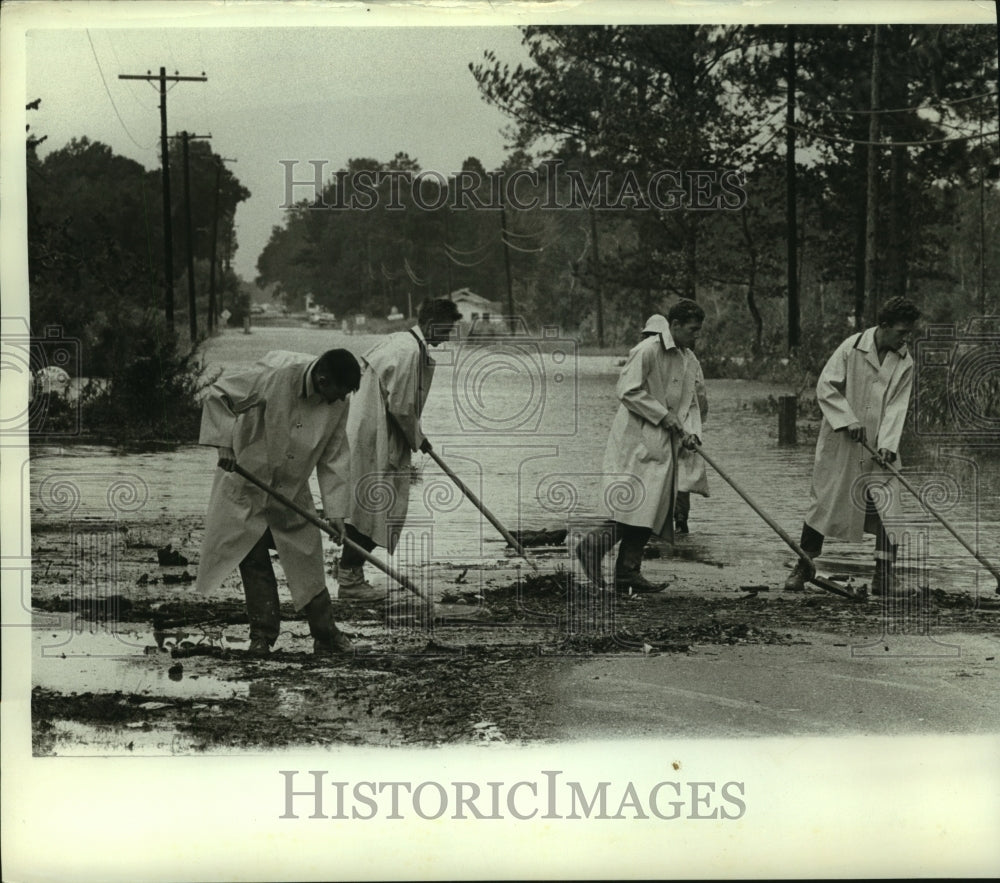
[303,591,353,656]
[784,525,823,592]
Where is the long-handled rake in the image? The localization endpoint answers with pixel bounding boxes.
[233,464,433,606]
[691,441,865,601]
[423,443,539,572]
[859,439,1000,593]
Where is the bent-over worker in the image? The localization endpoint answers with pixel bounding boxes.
[575,299,705,594]
[196,348,361,657]
[337,297,462,597]
[784,296,921,596]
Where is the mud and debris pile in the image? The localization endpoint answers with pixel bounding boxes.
[27,515,1000,754]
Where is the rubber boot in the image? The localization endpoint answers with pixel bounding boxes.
[674,491,691,535]
[574,525,613,588]
[334,561,386,601]
[784,525,823,592]
[614,524,661,594]
[239,530,281,654]
[303,591,353,656]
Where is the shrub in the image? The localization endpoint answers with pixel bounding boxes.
[79,322,217,443]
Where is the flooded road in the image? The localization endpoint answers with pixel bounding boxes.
[30,326,1000,595]
[24,327,1000,754]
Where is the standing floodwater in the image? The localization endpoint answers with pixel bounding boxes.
[29,328,1000,596]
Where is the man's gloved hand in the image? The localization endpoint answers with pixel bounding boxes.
[660,412,685,435]
[325,516,346,543]
[217,446,236,472]
[682,433,702,451]
[875,448,897,469]
[844,422,867,445]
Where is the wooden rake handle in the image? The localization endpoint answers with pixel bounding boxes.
[692,443,862,601]
[859,440,1000,591]
[232,464,430,603]
[423,445,539,572]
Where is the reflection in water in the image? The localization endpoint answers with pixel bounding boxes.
[30,353,1000,595]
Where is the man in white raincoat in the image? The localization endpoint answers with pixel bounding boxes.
[336,297,462,596]
[196,348,361,657]
[575,299,705,594]
[640,315,710,534]
[784,296,921,595]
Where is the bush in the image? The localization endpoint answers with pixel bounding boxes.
[31,314,218,444]
[79,323,217,443]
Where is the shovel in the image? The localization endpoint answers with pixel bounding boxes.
[859,440,1000,593]
[232,464,433,606]
[690,441,864,601]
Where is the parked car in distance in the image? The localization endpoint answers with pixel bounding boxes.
[308,311,337,327]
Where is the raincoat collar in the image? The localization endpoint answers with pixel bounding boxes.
[301,357,320,398]
[656,326,681,352]
[855,326,909,366]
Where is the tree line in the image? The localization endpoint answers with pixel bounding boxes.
[257,23,998,367]
[26,106,250,440]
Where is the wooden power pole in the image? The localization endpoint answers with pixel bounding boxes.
[178,131,211,342]
[209,157,237,335]
[863,27,882,329]
[589,208,605,349]
[786,28,800,351]
[499,200,517,334]
[118,68,207,334]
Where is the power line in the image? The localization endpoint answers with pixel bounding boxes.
[86,30,154,150]
[804,89,998,117]
[102,33,151,113]
[788,123,999,147]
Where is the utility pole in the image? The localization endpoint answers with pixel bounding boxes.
[996,0,1000,154]
[118,68,207,334]
[173,132,211,342]
[589,208,605,349]
[786,28,800,351]
[499,200,517,334]
[863,26,882,329]
[442,209,453,296]
[209,157,237,335]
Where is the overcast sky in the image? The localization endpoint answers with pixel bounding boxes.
[25,24,532,280]
[13,1,995,285]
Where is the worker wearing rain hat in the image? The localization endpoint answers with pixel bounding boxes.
[575,299,705,594]
[641,315,709,535]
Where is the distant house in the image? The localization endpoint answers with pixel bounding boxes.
[448,288,502,325]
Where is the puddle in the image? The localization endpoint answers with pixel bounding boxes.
[33,625,250,700]
[37,719,207,756]
[22,336,1000,752]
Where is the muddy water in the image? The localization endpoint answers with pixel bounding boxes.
[25,327,1000,753]
[30,326,1000,594]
